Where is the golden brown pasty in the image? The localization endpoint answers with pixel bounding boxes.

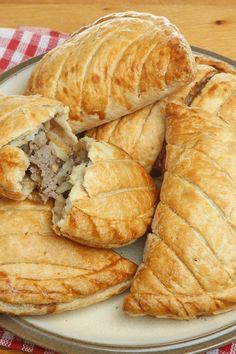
[0,198,137,316]
[25,11,196,133]
[87,57,235,175]
[123,87,236,318]
[151,57,236,174]
[0,95,77,201]
[0,95,157,248]
[86,102,166,173]
[52,137,158,248]
[86,61,217,173]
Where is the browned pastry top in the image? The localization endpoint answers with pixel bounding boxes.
[0,198,137,315]
[26,11,196,133]
[124,65,236,319]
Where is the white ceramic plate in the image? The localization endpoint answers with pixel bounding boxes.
[0,47,235,354]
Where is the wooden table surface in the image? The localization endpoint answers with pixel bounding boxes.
[0,0,235,353]
[0,0,235,60]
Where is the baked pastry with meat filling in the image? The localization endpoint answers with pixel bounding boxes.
[0,97,157,248]
[0,95,77,201]
[52,137,158,248]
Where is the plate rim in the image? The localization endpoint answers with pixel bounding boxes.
[0,314,236,354]
[0,46,235,354]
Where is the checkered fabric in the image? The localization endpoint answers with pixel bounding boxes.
[0,327,55,353]
[0,26,235,354]
[0,26,67,73]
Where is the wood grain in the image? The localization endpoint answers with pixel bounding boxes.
[0,0,235,59]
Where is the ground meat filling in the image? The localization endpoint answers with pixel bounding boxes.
[22,127,74,203]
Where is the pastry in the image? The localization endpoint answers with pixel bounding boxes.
[52,137,158,248]
[25,11,196,133]
[0,198,137,316]
[0,95,157,247]
[190,71,236,114]
[86,102,166,173]
[0,95,77,201]
[195,55,236,75]
[86,61,217,173]
[123,87,236,318]
[152,57,236,175]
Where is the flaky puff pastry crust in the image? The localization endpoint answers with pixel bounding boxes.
[86,62,217,173]
[53,137,158,248]
[151,56,236,175]
[195,55,236,75]
[0,95,76,201]
[0,198,137,316]
[86,103,165,173]
[124,87,236,318]
[0,95,70,147]
[86,55,236,174]
[25,11,196,133]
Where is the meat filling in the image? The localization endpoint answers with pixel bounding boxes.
[22,126,81,203]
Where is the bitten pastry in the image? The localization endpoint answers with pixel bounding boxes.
[26,11,196,133]
[0,95,157,247]
[124,85,236,318]
[0,95,77,201]
[0,198,137,316]
[52,137,158,248]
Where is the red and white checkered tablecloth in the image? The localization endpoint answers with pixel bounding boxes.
[0,26,68,73]
[0,26,235,354]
